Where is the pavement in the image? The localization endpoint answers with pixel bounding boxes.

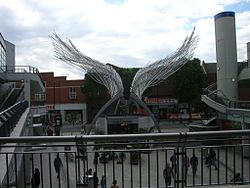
[14,122,247,188]
[58,122,250,188]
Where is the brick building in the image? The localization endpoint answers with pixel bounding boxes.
[40,72,87,126]
[202,61,250,101]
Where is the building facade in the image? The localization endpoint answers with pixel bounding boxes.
[40,72,87,126]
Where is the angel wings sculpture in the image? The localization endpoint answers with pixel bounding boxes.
[51,28,198,134]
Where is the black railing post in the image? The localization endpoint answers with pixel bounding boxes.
[175,132,188,188]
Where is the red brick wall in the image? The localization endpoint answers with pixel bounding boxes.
[40,72,86,105]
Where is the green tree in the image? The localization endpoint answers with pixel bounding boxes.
[82,66,139,122]
[115,67,138,99]
[171,58,205,104]
[82,74,108,122]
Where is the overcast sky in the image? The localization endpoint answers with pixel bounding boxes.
[1,0,250,79]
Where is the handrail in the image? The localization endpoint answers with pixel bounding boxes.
[0,100,28,137]
[0,129,249,144]
[203,83,250,110]
[3,65,45,87]
[4,65,40,74]
[206,82,217,91]
[0,101,26,116]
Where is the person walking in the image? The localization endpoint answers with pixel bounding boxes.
[170,153,176,172]
[93,152,99,165]
[190,153,199,176]
[207,148,217,169]
[110,180,119,188]
[47,127,53,136]
[54,153,63,178]
[100,175,107,188]
[86,168,93,176]
[31,168,40,188]
[163,163,174,187]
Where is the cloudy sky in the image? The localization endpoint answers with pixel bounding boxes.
[1,0,250,79]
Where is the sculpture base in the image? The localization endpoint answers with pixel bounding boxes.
[95,115,154,135]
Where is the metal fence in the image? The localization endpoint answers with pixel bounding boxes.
[0,130,250,188]
[0,101,28,137]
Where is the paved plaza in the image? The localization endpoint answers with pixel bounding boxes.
[37,145,249,188]
[24,124,250,188]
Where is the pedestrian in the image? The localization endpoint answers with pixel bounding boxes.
[190,153,199,176]
[54,153,63,178]
[55,125,60,136]
[93,152,99,165]
[170,153,176,171]
[78,145,86,158]
[110,180,119,188]
[93,172,99,188]
[86,168,93,176]
[207,148,217,169]
[100,175,107,188]
[31,168,40,188]
[47,127,53,136]
[72,113,76,126]
[230,172,243,185]
[163,162,174,187]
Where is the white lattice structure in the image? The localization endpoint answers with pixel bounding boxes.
[130,28,198,99]
[51,34,124,98]
[51,29,198,134]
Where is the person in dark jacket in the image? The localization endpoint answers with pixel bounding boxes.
[31,168,40,188]
[170,153,176,172]
[100,175,107,188]
[110,180,119,188]
[93,152,99,165]
[163,163,174,187]
[54,153,63,178]
[206,148,217,169]
[190,153,199,176]
[230,172,243,185]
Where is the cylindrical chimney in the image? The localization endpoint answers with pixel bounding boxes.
[214,11,238,101]
[247,42,250,66]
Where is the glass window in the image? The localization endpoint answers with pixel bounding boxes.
[69,87,77,99]
[0,43,6,72]
[35,93,46,101]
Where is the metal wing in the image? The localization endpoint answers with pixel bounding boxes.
[130,28,198,99]
[50,33,124,97]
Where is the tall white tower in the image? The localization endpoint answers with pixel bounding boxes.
[214,11,238,101]
[247,42,250,64]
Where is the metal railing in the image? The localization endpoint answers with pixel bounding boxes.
[0,130,250,188]
[203,83,250,111]
[0,100,28,137]
[229,101,250,109]
[2,65,45,88]
[3,66,39,74]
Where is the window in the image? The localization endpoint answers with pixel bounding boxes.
[35,93,46,101]
[0,42,6,72]
[69,87,77,99]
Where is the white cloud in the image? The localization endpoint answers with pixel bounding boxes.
[1,0,250,79]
